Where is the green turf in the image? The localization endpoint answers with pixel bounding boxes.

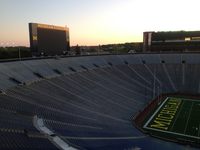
[143,97,200,141]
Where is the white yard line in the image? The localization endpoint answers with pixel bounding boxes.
[198,123,200,137]
[143,97,169,128]
[167,97,200,102]
[169,100,184,131]
[145,126,200,140]
[183,102,194,134]
[63,136,148,140]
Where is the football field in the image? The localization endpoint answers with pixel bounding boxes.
[143,97,200,141]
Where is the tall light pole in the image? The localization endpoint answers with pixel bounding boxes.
[18,47,21,61]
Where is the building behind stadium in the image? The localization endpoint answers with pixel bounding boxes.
[29,23,70,56]
[143,31,200,52]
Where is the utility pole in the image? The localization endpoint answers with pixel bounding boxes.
[18,47,21,61]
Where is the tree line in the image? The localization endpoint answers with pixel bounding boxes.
[0,47,31,59]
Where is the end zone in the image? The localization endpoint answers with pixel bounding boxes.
[143,97,182,131]
[143,97,200,140]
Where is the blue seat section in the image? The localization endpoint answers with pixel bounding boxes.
[2,61,41,83]
[0,54,199,149]
[0,131,59,150]
[160,53,182,64]
[65,136,198,150]
[145,64,174,93]
[183,53,200,64]
[0,109,37,132]
[82,55,108,67]
[103,55,125,65]
[0,109,58,149]
[22,59,58,78]
[119,54,142,64]
[140,53,161,64]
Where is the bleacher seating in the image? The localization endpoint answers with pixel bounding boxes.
[0,54,199,150]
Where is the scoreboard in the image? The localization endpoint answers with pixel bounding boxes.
[29,23,70,56]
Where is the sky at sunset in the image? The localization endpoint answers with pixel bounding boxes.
[1,0,200,46]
